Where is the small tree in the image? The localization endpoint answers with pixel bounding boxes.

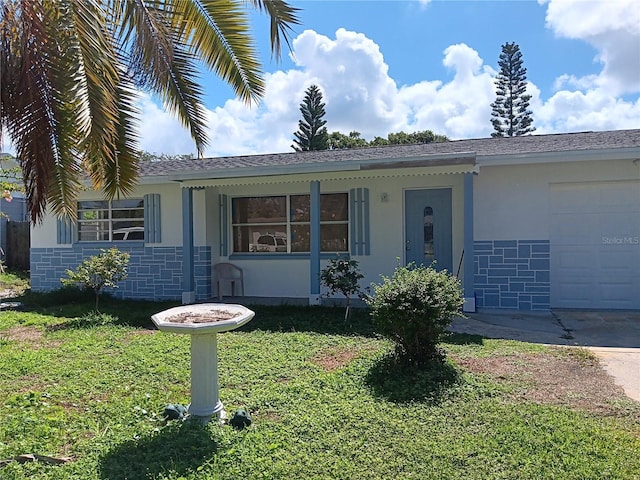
[490,42,535,137]
[328,131,368,149]
[1,154,24,219]
[292,84,329,151]
[320,256,364,319]
[61,247,130,311]
[366,264,463,365]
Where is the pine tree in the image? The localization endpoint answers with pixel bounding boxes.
[292,85,329,151]
[490,42,535,137]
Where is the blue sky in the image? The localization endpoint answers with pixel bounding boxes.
[5,1,638,157]
[137,0,637,157]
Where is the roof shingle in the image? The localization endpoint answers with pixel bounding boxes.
[140,129,640,178]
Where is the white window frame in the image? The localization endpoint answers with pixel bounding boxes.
[77,199,145,242]
[231,193,349,254]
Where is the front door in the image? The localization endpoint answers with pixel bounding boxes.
[405,189,452,272]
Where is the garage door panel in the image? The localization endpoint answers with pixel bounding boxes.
[601,283,635,301]
[598,184,640,210]
[600,249,637,271]
[551,216,598,245]
[550,181,640,310]
[553,247,594,269]
[554,282,595,308]
[599,213,640,237]
[552,187,597,212]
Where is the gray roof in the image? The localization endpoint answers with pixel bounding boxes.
[140,129,640,179]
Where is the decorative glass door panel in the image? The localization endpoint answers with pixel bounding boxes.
[405,189,452,271]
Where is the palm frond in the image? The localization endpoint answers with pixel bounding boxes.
[69,0,122,190]
[1,1,63,222]
[246,0,300,59]
[171,0,264,105]
[100,80,141,199]
[119,0,208,154]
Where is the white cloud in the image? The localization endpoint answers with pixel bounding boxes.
[542,0,640,95]
[138,19,639,157]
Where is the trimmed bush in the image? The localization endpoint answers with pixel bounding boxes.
[61,247,130,311]
[366,264,463,364]
[320,255,364,319]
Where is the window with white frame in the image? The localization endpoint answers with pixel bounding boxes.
[77,199,145,241]
[232,193,349,253]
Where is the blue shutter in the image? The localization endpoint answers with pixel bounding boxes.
[349,188,370,256]
[219,194,228,256]
[144,194,161,243]
[56,218,74,244]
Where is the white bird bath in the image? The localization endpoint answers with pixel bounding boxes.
[151,303,255,424]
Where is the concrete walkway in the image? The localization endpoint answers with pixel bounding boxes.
[449,310,640,402]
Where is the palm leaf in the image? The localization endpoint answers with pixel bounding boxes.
[68,0,122,191]
[118,0,209,154]
[172,0,264,104]
[1,1,64,222]
[246,0,300,59]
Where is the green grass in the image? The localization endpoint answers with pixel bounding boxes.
[0,291,639,479]
[0,269,30,293]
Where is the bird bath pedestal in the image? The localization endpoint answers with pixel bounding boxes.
[151,303,255,424]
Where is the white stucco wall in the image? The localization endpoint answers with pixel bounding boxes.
[31,183,193,248]
[212,172,466,299]
[474,158,640,241]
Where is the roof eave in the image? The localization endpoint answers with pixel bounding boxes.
[139,151,477,184]
[478,146,640,166]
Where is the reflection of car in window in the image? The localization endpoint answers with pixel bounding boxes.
[250,234,287,252]
[112,226,144,241]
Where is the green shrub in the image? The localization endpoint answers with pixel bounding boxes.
[61,247,130,311]
[366,263,463,364]
[320,255,364,319]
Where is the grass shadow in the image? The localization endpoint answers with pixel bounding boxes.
[239,305,377,337]
[365,351,462,404]
[17,288,179,330]
[18,291,376,337]
[441,331,486,346]
[98,421,221,480]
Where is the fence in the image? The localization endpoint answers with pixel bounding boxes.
[6,221,30,270]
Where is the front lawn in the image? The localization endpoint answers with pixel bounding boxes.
[0,292,638,479]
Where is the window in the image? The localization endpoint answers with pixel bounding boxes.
[232,193,349,253]
[78,199,145,242]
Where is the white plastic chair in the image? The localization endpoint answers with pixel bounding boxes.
[213,263,244,299]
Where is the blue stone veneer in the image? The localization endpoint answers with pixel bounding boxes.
[31,245,212,301]
[474,240,550,311]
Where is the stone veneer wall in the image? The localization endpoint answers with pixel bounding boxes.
[31,245,212,301]
[474,240,550,311]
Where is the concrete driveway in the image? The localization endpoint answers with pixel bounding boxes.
[449,310,640,402]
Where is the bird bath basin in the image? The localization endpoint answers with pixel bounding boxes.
[152,303,255,424]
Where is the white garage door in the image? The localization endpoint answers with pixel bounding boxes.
[550,181,640,309]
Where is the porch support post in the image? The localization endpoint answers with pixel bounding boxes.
[309,180,321,305]
[182,187,196,304]
[463,173,476,312]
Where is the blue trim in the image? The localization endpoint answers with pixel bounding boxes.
[144,194,161,243]
[356,188,363,255]
[71,241,144,247]
[182,188,194,295]
[463,173,475,305]
[230,252,345,260]
[56,218,73,244]
[363,188,370,255]
[348,188,370,256]
[219,194,228,256]
[310,181,321,295]
[349,188,356,254]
